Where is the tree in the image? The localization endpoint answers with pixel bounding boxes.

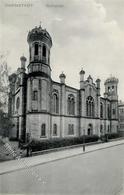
[0,56,9,112]
[0,53,12,137]
[0,110,13,137]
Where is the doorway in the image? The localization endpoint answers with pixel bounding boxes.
[87,123,93,135]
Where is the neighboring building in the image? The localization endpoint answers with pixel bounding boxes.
[8,25,119,141]
[118,101,124,136]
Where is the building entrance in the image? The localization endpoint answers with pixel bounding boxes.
[87,123,93,135]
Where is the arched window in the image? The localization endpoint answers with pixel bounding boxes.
[68,124,74,135]
[16,97,20,110]
[32,90,38,101]
[107,104,111,119]
[108,86,110,92]
[52,93,59,113]
[34,43,38,55]
[100,102,103,118]
[67,95,75,115]
[108,125,110,133]
[112,108,116,115]
[100,124,103,133]
[43,45,46,57]
[41,124,46,137]
[53,124,57,136]
[86,96,94,117]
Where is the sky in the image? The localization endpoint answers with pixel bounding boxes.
[0,0,124,100]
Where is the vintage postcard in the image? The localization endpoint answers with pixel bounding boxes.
[0,0,124,194]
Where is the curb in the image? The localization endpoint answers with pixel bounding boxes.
[31,140,102,156]
[30,137,124,156]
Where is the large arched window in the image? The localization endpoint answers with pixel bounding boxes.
[52,93,59,113]
[41,124,46,137]
[42,45,46,57]
[16,97,20,110]
[100,102,103,118]
[34,43,38,55]
[67,95,75,115]
[86,96,94,117]
[53,124,57,136]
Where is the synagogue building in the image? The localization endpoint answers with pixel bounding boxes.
[8,25,119,141]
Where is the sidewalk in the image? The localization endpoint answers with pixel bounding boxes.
[0,139,124,175]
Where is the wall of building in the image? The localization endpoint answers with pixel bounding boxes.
[8,26,120,141]
[118,102,124,135]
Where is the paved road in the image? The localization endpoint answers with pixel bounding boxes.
[0,144,124,195]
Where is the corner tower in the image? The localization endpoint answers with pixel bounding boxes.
[26,25,52,114]
[26,26,53,139]
[104,76,119,132]
[104,77,118,101]
[27,25,52,77]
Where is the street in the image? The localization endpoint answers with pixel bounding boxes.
[0,143,124,195]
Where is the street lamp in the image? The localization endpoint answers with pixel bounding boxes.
[83,129,85,152]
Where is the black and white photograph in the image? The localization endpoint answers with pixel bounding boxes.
[0,0,124,194]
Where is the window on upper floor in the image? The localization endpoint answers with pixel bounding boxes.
[43,45,46,57]
[67,95,75,115]
[52,93,59,114]
[107,104,111,119]
[86,96,94,117]
[112,86,114,91]
[108,86,110,92]
[100,102,103,118]
[32,90,38,101]
[34,43,38,55]
[16,97,20,110]
[113,108,116,115]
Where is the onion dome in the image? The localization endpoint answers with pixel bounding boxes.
[27,25,52,47]
[96,78,101,83]
[59,72,66,78]
[20,55,27,62]
[80,69,85,75]
[59,72,66,84]
[104,76,118,85]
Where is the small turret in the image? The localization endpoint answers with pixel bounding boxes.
[20,56,27,70]
[20,56,27,69]
[80,68,85,89]
[87,75,93,84]
[96,78,101,96]
[59,72,66,84]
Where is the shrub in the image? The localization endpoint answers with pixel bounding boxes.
[107,133,120,139]
[9,137,18,141]
[30,135,99,152]
[101,133,120,142]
